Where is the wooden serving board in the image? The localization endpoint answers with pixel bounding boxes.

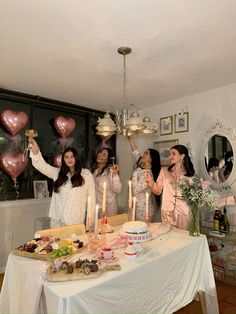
[12,244,88,261]
[47,264,121,282]
[12,249,50,260]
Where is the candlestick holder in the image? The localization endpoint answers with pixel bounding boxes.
[145,217,151,227]
[87,225,93,241]
[98,212,114,235]
[88,233,106,252]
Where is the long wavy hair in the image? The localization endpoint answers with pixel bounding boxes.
[207,157,219,172]
[148,148,161,206]
[149,149,161,181]
[168,145,195,177]
[91,147,115,176]
[54,147,84,193]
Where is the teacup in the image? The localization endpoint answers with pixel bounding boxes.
[97,246,114,260]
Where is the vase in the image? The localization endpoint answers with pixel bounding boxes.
[189,206,200,236]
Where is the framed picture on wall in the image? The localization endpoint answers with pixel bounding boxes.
[154,139,179,166]
[174,112,189,133]
[33,180,48,199]
[160,116,173,135]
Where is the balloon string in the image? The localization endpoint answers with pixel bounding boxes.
[13,181,20,199]
[22,146,30,162]
[16,190,20,199]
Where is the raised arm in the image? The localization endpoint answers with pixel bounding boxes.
[127,135,141,165]
[127,135,138,152]
[145,170,163,195]
[29,138,59,181]
[109,165,122,193]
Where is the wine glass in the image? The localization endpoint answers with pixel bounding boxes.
[108,157,118,173]
[22,129,38,161]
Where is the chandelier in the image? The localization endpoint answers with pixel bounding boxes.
[96,47,158,138]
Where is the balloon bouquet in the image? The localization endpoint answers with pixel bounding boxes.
[53,115,76,167]
[0,109,29,198]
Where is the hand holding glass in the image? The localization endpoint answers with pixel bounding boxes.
[23,129,38,161]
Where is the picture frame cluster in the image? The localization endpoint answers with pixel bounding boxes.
[160,112,189,136]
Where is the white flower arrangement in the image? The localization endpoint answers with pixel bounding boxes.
[177,176,219,210]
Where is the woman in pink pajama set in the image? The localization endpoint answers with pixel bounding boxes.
[146,145,195,230]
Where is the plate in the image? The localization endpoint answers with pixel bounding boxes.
[97,256,118,263]
[150,223,171,238]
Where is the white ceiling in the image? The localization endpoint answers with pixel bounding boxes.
[1,0,236,112]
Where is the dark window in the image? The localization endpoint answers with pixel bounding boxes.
[0,89,116,201]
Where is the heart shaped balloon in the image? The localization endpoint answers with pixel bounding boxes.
[0,109,29,136]
[1,152,28,182]
[54,116,76,138]
[54,153,62,168]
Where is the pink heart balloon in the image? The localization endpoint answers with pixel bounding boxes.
[54,153,62,168]
[54,116,76,138]
[1,152,28,182]
[0,109,28,136]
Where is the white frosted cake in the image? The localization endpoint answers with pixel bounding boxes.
[122,221,148,234]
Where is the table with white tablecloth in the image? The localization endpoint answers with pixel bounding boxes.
[0,225,219,314]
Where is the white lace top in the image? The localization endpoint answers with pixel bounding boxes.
[30,151,96,227]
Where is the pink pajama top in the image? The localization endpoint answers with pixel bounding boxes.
[154,167,190,230]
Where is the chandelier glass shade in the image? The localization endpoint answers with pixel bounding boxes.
[96,47,158,137]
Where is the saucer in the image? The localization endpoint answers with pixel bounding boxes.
[97,256,118,263]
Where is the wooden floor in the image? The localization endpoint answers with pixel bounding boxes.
[175,280,236,314]
[0,273,3,291]
[0,273,236,313]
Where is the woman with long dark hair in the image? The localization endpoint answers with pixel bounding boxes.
[146,144,195,230]
[29,139,95,227]
[127,135,161,222]
[91,146,122,216]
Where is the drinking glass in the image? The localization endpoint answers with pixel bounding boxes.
[23,129,38,161]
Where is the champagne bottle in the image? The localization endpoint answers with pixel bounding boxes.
[219,209,225,232]
[223,207,230,233]
[213,209,219,231]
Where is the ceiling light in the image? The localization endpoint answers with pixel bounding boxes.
[96,47,158,138]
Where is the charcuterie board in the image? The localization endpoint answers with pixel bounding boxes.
[12,244,87,261]
[47,264,121,282]
[12,249,50,260]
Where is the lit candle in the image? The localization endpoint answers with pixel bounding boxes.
[94,205,99,236]
[132,196,136,221]
[128,180,132,209]
[145,192,149,220]
[87,196,92,227]
[102,181,107,213]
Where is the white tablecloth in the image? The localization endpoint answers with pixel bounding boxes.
[0,226,219,314]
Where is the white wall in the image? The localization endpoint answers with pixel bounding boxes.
[117,82,236,209]
[0,198,50,271]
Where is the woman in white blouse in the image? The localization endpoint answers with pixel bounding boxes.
[29,138,96,228]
